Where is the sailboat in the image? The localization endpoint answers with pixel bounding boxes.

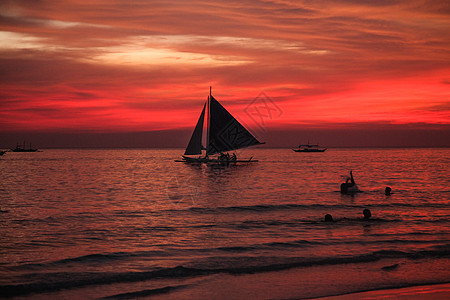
[292,141,326,152]
[11,141,38,152]
[176,87,264,164]
[292,144,327,152]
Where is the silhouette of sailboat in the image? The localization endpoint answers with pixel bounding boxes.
[292,141,326,152]
[176,87,264,164]
[11,141,38,152]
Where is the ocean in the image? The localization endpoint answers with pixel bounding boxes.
[0,148,449,299]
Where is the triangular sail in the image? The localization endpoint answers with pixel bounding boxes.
[184,103,206,155]
[207,96,262,155]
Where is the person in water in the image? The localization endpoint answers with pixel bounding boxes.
[363,209,372,219]
[324,214,333,222]
[340,170,357,194]
[385,186,392,195]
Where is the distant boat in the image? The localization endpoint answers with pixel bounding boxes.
[11,142,38,152]
[292,143,327,152]
[176,87,264,164]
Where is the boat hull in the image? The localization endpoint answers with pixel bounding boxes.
[292,148,327,152]
[11,149,38,152]
[175,156,258,164]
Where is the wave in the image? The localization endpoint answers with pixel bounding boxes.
[205,239,450,254]
[99,284,190,299]
[2,247,449,297]
[188,203,352,213]
[0,268,200,297]
[9,202,447,231]
[12,250,169,270]
[12,237,450,272]
[172,202,450,214]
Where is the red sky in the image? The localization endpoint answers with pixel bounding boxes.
[0,0,449,147]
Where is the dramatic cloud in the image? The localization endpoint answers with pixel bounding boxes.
[0,0,449,146]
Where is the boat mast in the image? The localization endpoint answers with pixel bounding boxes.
[206,86,211,157]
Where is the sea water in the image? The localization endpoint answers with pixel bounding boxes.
[0,148,449,299]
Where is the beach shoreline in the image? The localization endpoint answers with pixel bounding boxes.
[143,257,450,300]
[317,282,450,300]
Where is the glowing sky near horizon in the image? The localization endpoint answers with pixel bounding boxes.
[0,0,449,133]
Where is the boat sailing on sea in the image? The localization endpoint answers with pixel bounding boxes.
[11,141,38,152]
[292,142,327,152]
[176,87,264,164]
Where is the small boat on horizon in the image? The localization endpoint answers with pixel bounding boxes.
[176,87,264,164]
[292,142,327,152]
[11,142,39,152]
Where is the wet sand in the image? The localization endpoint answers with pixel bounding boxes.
[319,282,450,299]
[145,258,450,300]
